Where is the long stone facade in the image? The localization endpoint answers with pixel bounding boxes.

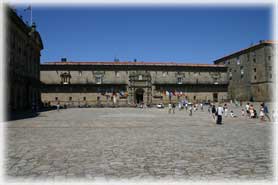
[6,7,44,113]
[40,62,228,107]
[214,40,275,102]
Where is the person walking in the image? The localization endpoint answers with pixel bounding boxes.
[57,101,60,111]
[200,103,204,111]
[189,104,193,116]
[262,102,271,122]
[216,104,224,125]
[172,103,176,114]
[224,103,228,117]
[246,102,250,118]
[259,105,265,121]
[208,103,211,114]
[211,104,216,120]
[185,103,188,111]
[168,103,172,114]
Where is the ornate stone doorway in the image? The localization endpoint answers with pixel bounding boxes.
[135,88,144,104]
[128,71,152,105]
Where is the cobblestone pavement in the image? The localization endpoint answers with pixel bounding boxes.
[5,105,273,182]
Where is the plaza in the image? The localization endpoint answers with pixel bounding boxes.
[5,104,273,181]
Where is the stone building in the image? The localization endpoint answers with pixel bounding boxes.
[6,7,44,112]
[40,61,228,107]
[214,40,275,102]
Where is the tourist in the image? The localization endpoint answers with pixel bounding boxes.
[250,105,256,118]
[57,101,60,111]
[241,109,245,116]
[185,103,188,111]
[230,110,237,118]
[168,103,172,114]
[224,103,228,117]
[200,103,204,111]
[211,104,216,120]
[216,104,224,125]
[262,102,271,121]
[189,104,193,116]
[246,102,250,118]
[208,103,211,114]
[178,102,182,111]
[259,105,265,121]
[193,104,197,112]
[172,103,176,114]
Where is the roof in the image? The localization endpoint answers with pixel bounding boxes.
[42,61,225,68]
[213,40,276,64]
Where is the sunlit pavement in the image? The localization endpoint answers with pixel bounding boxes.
[5,105,273,181]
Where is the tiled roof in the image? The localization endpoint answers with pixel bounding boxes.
[43,61,225,67]
[214,40,276,63]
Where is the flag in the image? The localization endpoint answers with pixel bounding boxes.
[24,5,31,11]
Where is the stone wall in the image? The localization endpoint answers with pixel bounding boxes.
[214,42,275,102]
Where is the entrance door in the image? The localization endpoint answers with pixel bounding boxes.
[213,93,218,102]
[135,88,144,104]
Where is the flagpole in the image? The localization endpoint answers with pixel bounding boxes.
[30,6,32,26]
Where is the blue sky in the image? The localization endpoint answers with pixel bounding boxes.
[14,5,272,64]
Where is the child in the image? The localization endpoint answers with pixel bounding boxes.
[259,106,265,121]
[241,109,245,116]
[230,110,237,118]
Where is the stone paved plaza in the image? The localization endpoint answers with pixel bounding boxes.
[5,105,274,182]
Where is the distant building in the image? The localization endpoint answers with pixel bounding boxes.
[214,40,275,102]
[6,7,43,112]
[40,61,228,107]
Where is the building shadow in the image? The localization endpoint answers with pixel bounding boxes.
[6,107,56,121]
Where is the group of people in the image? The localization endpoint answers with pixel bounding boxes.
[166,100,273,125]
[243,102,271,121]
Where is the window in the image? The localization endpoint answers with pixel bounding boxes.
[55,97,58,101]
[254,75,256,80]
[229,76,232,80]
[254,68,256,72]
[138,75,142,80]
[162,72,167,77]
[79,71,82,76]
[194,96,196,100]
[268,56,271,61]
[229,68,232,72]
[228,61,230,65]
[69,97,72,101]
[270,73,272,79]
[253,58,256,63]
[115,71,120,77]
[83,97,86,101]
[236,56,240,65]
[177,77,182,84]
[96,76,102,84]
[241,74,244,79]
[60,72,71,84]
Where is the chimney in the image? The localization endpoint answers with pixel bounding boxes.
[61,58,67,62]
